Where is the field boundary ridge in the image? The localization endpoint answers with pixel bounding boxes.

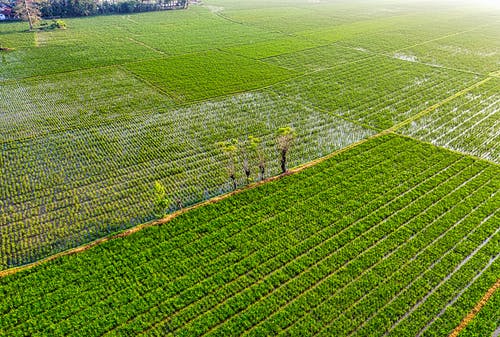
[448,278,500,337]
[0,132,386,278]
[389,76,494,133]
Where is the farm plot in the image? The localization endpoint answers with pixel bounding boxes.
[333,12,498,55]
[0,90,374,269]
[0,26,160,80]
[217,0,432,35]
[399,78,500,164]
[0,67,175,142]
[457,284,500,337]
[336,27,445,55]
[263,43,371,72]
[396,27,500,75]
[272,55,481,130]
[222,36,322,60]
[124,7,281,56]
[218,6,348,34]
[0,134,498,337]
[296,14,419,45]
[124,51,296,103]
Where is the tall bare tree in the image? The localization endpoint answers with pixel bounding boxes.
[14,0,41,30]
[277,127,296,174]
[249,135,266,181]
[218,140,238,190]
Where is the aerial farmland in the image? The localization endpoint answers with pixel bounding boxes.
[0,0,499,336]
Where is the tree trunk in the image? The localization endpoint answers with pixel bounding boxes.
[230,174,236,190]
[24,0,33,30]
[245,169,250,184]
[280,149,287,174]
[176,198,183,210]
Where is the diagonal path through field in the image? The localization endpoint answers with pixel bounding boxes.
[126,37,169,57]
[387,76,494,133]
[171,159,482,336]
[448,278,500,337]
[383,225,500,336]
[246,173,494,336]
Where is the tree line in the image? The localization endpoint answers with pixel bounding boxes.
[153,127,296,218]
[40,0,188,18]
[8,0,188,30]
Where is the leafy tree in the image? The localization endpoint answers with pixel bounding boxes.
[249,135,266,181]
[14,0,41,30]
[153,181,169,218]
[218,139,238,190]
[239,137,253,185]
[277,127,296,174]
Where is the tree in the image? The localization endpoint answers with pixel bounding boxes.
[153,181,169,218]
[14,0,41,30]
[239,137,253,185]
[277,127,296,174]
[218,139,238,190]
[249,135,266,181]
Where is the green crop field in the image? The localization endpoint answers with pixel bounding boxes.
[400,78,500,163]
[0,0,499,334]
[0,135,498,336]
[458,283,500,337]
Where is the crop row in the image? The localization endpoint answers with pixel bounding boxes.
[456,280,500,337]
[0,88,374,269]
[271,54,481,130]
[1,135,498,337]
[400,78,500,164]
[0,134,405,333]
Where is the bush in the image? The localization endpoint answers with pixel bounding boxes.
[51,19,66,29]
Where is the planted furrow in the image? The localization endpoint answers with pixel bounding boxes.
[249,167,495,336]
[135,144,456,336]
[307,170,497,336]
[164,153,474,336]
[350,201,499,336]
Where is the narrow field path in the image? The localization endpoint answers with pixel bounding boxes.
[0,131,386,279]
[388,76,494,133]
[1,62,497,278]
[449,278,500,337]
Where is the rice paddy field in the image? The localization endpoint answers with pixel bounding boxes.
[0,0,499,335]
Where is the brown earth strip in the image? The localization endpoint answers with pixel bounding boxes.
[0,70,495,279]
[449,278,500,337]
[0,132,384,279]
